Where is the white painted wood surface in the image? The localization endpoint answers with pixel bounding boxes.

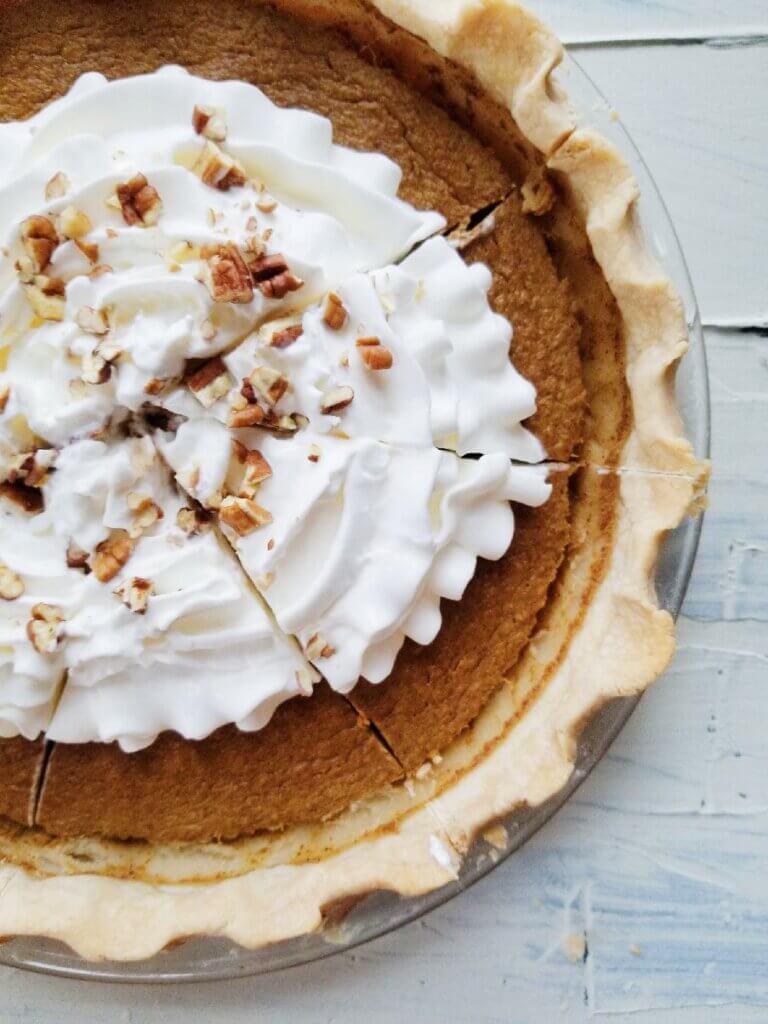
[1,3,766,1020]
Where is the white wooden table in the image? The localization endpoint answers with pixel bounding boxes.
[2,3,767,1020]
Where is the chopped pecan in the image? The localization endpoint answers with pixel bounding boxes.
[66,541,91,573]
[114,173,163,227]
[267,324,303,349]
[19,215,58,275]
[80,351,111,386]
[320,385,354,414]
[24,274,66,321]
[0,481,43,514]
[44,171,71,201]
[176,504,213,536]
[200,242,253,304]
[75,306,109,335]
[143,377,169,397]
[58,205,92,240]
[322,292,348,330]
[248,365,288,407]
[114,576,154,614]
[218,495,273,536]
[238,449,273,497]
[248,253,303,300]
[74,238,100,263]
[185,356,232,407]
[356,336,393,370]
[7,449,54,488]
[304,632,336,660]
[127,491,164,538]
[0,562,24,600]
[307,444,321,463]
[0,385,9,414]
[192,140,247,191]
[192,104,227,142]
[89,530,133,583]
[228,402,265,429]
[26,603,65,654]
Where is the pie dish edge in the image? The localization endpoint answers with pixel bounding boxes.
[0,0,709,960]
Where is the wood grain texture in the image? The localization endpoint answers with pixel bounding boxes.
[523,0,768,43]
[0,3,765,1021]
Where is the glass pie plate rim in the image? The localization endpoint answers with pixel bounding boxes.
[0,51,711,984]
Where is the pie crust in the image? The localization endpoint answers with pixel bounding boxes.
[0,0,708,960]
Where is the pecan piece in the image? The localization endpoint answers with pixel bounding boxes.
[356,336,393,370]
[114,173,163,227]
[249,253,303,299]
[192,104,227,142]
[322,292,348,330]
[114,576,154,614]
[26,603,65,654]
[176,505,213,536]
[0,562,24,600]
[89,530,133,583]
[218,495,273,537]
[44,172,71,201]
[238,449,273,498]
[267,324,303,349]
[200,242,253,303]
[304,632,336,660]
[75,306,109,335]
[248,365,289,407]
[66,541,91,573]
[320,385,354,414]
[58,205,92,240]
[127,491,164,539]
[185,356,233,407]
[19,215,58,275]
[192,140,246,191]
[24,274,66,321]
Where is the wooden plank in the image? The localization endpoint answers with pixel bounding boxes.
[524,0,768,44]
[574,41,768,326]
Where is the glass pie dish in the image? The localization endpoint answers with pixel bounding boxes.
[0,51,710,983]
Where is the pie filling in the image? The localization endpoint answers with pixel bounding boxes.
[0,69,555,790]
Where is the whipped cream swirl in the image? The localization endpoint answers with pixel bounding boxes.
[0,68,550,750]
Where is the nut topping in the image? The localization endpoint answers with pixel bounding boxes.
[304,632,336,660]
[80,350,111,385]
[75,306,109,335]
[66,541,91,573]
[192,140,247,191]
[248,253,303,299]
[20,215,59,275]
[89,530,133,583]
[58,205,92,240]
[74,238,100,263]
[0,562,24,601]
[200,242,253,304]
[176,505,213,536]
[320,385,354,414]
[127,491,164,538]
[307,443,321,463]
[218,495,273,537]
[267,324,303,349]
[192,104,228,142]
[322,292,348,330]
[24,274,66,321]
[185,356,233,407]
[0,385,10,413]
[248,365,289,407]
[238,449,273,498]
[228,402,266,429]
[7,449,55,488]
[26,603,65,654]
[114,576,154,614]
[356,336,393,370]
[113,173,163,227]
[44,171,71,200]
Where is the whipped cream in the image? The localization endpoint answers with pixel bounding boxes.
[0,68,550,749]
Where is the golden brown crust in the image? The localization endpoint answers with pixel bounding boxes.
[0,737,47,827]
[36,687,401,842]
[350,467,573,770]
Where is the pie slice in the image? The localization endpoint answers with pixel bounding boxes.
[0,0,707,961]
